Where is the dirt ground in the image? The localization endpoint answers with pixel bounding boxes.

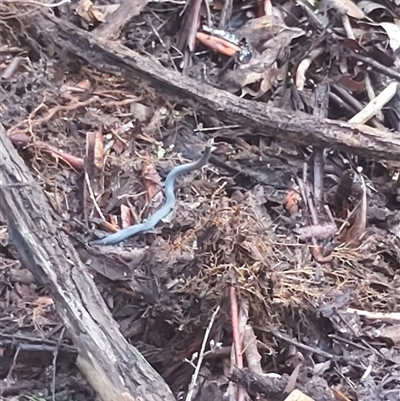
[1,0,400,400]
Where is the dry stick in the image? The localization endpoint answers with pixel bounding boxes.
[346,309,400,324]
[85,172,105,221]
[21,12,400,161]
[219,0,233,29]
[51,327,65,401]
[185,305,220,401]
[255,326,366,370]
[241,304,263,398]
[9,133,84,170]
[146,15,178,72]
[311,82,329,207]
[243,325,263,375]
[230,286,243,369]
[8,97,98,135]
[348,50,400,83]
[228,287,246,401]
[341,15,386,126]
[349,82,399,125]
[2,0,70,6]
[1,56,22,79]
[297,179,333,263]
[237,299,250,401]
[364,74,385,122]
[295,48,324,91]
[331,84,382,129]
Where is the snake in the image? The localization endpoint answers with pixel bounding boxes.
[91,140,213,246]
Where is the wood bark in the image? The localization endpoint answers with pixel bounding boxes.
[0,122,176,401]
[19,10,400,161]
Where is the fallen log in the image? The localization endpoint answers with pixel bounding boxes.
[0,122,176,401]
[18,10,400,161]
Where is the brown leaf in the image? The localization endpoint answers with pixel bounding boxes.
[142,160,163,206]
[76,0,110,24]
[221,27,304,94]
[86,129,104,195]
[120,204,132,228]
[339,175,368,245]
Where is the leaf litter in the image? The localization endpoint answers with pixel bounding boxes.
[0,0,400,400]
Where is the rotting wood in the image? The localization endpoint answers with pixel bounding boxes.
[19,10,400,161]
[0,122,176,401]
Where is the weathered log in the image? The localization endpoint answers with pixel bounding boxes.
[0,122,176,401]
[19,10,400,161]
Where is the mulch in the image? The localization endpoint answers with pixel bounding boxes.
[1,0,400,400]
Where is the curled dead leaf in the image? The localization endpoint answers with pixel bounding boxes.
[330,0,365,19]
[76,0,119,25]
[120,204,132,228]
[142,160,163,207]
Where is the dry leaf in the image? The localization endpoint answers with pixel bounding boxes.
[221,27,304,94]
[142,160,163,207]
[357,0,393,15]
[339,176,367,245]
[283,389,315,401]
[330,0,365,19]
[111,135,126,155]
[331,387,352,401]
[380,22,400,51]
[120,204,132,228]
[95,4,120,18]
[130,102,155,122]
[76,0,108,24]
[373,324,400,345]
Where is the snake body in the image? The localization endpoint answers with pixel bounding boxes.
[91,141,212,246]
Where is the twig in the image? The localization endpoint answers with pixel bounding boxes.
[85,172,105,221]
[295,48,324,91]
[51,327,65,401]
[0,56,22,79]
[237,299,249,401]
[347,50,400,82]
[349,82,399,124]
[230,286,242,368]
[8,132,84,170]
[8,96,99,135]
[243,325,262,375]
[6,345,21,383]
[2,0,71,7]
[146,16,178,72]
[346,308,400,324]
[255,326,367,370]
[185,305,220,401]
[219,0,233,29]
